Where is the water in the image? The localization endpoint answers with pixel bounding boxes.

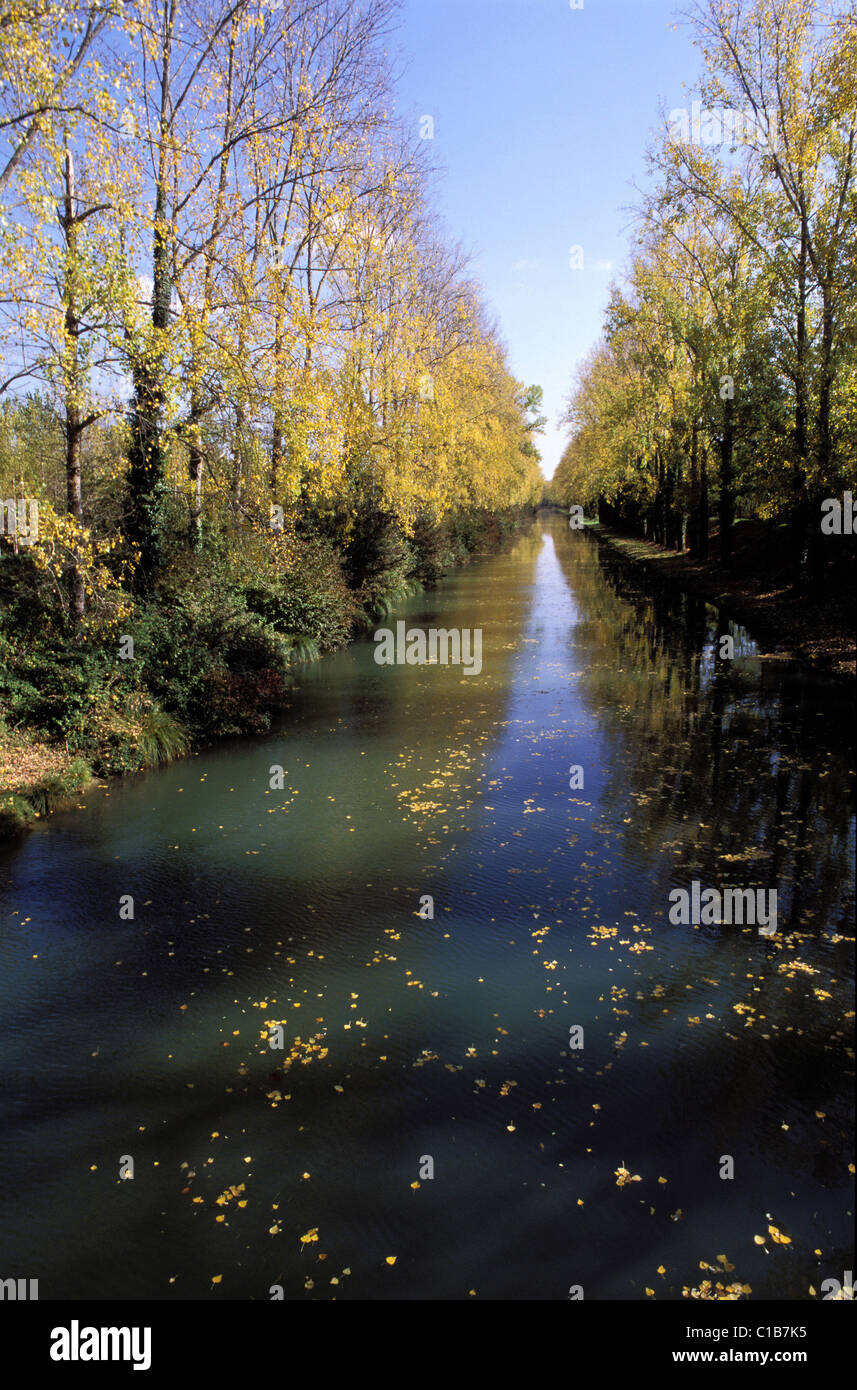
[1,516,853,1301]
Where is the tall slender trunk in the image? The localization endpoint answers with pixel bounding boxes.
[808,292,835,583]
[187,387,204,544]
[233,402,246,510]
[127,0,175,589]
[790,222,809,581]
[271,299,284,492]
[664,452,679,549]
[62,147,85,627]
[654,446,665,545]
[688,423,699,556]
[186,17,236,548]
[719,391,734,567]
[698,445,709,561]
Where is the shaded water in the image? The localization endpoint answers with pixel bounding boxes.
[0,516,853,1300]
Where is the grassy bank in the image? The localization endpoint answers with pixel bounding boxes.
[0,506,533,839]
[0,725,93,837]
[585,519,856,680]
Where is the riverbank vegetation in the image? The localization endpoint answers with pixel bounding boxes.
[547,0,855,616]
[585,519,855,677]
[0,0,543,831]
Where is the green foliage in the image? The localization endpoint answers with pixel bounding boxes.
[0,791,37,837]
[0,617,112,741]
[243,569,353,654]
[136,704,190,768]
[368,576,423,621]
[25,758,92,814]
[133,590,290,740]
[0,758,92,839]
[1,388,534,815]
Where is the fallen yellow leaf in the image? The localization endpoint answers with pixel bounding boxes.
[768,1225,791,1245]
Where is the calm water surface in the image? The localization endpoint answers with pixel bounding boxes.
[0,516,853,1300]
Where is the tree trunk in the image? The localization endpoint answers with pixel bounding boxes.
[790,221,809,582]
[126,1,174,590]
[271,300,284,493]
[688,423,699,557]
[185,21,235,549]
[719,392,734,567]
[233,402,246,511]
[698,446,709,561]
[187,387,204,547]
[807,292,835,584]
[62,147,85,627]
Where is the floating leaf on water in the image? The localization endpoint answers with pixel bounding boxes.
[768,1225,791,1245]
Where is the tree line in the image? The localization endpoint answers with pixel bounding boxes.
[0,0,543,621]
[0,0,543,794]
[547,0,855,581]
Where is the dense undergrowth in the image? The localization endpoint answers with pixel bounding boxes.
[0,502,530,837]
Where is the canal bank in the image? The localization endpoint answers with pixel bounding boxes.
[582,520,855,682]
[0,513,534,840]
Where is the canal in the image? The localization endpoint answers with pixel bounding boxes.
[0,514,853,1300]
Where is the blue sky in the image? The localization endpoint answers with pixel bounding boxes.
[392,0,704,478]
